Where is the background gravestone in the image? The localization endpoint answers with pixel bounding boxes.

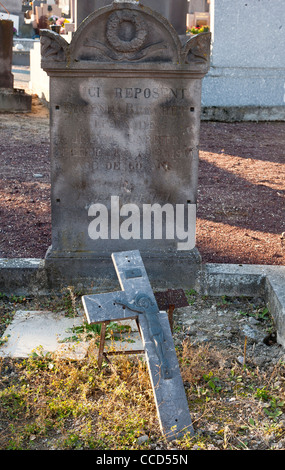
[0,0,24,36]
[0,0,22,14]
[0,19,32,112]
[41,1,210,289]
[0,20,14,89]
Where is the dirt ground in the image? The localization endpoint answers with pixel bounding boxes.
[0,95,284,265]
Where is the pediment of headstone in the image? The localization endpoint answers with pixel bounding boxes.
[40,2,210,72]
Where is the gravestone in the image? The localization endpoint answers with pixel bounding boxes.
[0,20,14,88]
[0,20,32,112]
[188,0,209,14]
[0,0,22,14]
[75,0,189,35]
[0,0,24,36]
[41,1,210,289]
[35,4,62,30]
[202,0,285,119]
[57,0,71,16]
[82,250,194,441]
[32,0,44,13]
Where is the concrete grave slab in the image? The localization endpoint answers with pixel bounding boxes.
[0,309,143,359]
[0,310,84,358]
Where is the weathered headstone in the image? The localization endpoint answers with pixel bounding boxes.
[35,3,62,30]
[0,20,14,88]
[32,0,44,14]
[188,0,209,14]
[0,19,32,112]
[41,1,210,289]
[75,0,189,35]
[202,0,285,119]
[0,0,24,37]
[57,0,71,16]
[82,250,194,441]
[0,0,22,14]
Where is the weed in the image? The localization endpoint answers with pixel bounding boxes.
[0,334,10,347]
[239,306,271,322]
[0,293,28,304]
[0,385,30,420]
[254,386,285,421]
[217,295,231,307]
[60,321,132,344]
[255,387,271,401]
[263,398,284,421]
[185,289,197,305]
[203,371,222,394]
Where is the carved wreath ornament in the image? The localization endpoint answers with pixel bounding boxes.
[106,10,148,53]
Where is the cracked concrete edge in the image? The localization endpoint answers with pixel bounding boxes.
[196,263,285,348]
[264,271,285,348]
[0,258,284,346]
[0,259,48,296]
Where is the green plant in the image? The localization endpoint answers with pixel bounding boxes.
[0,385,29,420]
[255,387,271,401]
[254,387,284,421]
[203,371,222,394]
[61,321,132,343]
[256,307,270,321]
[239,306,270,322]
[263,398,284,421]
[185,288,197,305]
[0,334,10,346]
[217,295,231,306]
[0,335,9,348]
[0,293,28,304]
[61,432,82,449]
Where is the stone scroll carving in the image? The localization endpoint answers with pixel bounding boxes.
[40,3,210,69]
[40,30,69,62]
[182,32,211,72]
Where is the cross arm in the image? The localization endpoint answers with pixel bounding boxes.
[82,290,140,324]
